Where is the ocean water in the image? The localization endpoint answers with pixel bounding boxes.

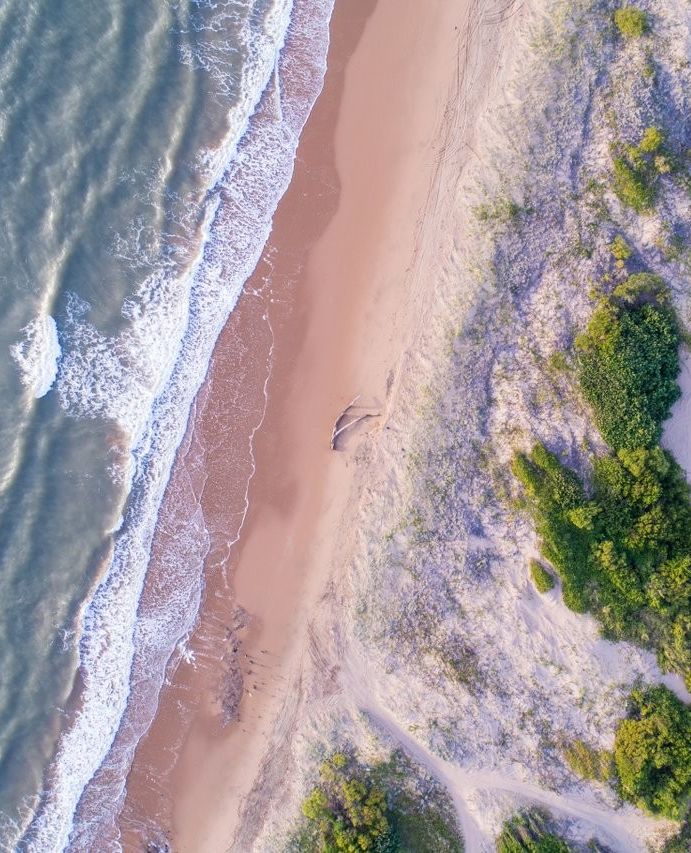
[0,0,333,848]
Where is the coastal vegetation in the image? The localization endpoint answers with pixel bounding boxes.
[612,128,668,213]
[614,6,648,39]
[575,277,680,450]
[513,439,691,684]
[282,1,691,849]
[296,752,463,852]
[513,277,690,688]
[300,753,395,852]
[530,559,555,593]
[562,739,613,784]
[613,685,691,820]
[509,31,691,819]
[609,235,631,265]
[496,811,571,852]
[561,686,691,825]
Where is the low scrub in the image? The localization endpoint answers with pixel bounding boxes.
[575,277,680,451]
[497,810,571,852]
[609,234,632,263]
[392,792,463,853]
[563,739,613,783]
[613,157,655,211]
[611,127,668,212]
[530,559,555,593]
[614,685,691,820]
[614,6,648,39]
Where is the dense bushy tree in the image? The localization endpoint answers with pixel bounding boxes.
[514,441,691,686]
[575,281,680,451]
[614,686,691,820]
[301,754,397,852]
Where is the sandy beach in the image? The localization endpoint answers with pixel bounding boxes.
[115,0,480,849]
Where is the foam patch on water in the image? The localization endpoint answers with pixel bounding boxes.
[10,315,61,399]
[20,0,335,849]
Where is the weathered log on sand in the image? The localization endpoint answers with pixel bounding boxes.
[330,395,379,449]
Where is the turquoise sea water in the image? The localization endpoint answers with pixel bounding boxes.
[0,0,332,848]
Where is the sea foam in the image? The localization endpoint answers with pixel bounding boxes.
[10,315,61,399]
[19,0,334,849]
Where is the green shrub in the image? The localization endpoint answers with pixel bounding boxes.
[657,614,691,691]
[609,235,632,262]
[512,446,592,613]
[301,754,397,852]
[613,157,654,211]
[530,559,555,593]
[575,284,680,451]
[475,197,521,224]
[612,128,668,212]
[639,126,664,153]
[497,811,572,852]
[614,7,648,38]
[513,443,691,684]
[611,271,668,305]
[614,685,691,820]
[563,739,614,783]
[547,351,570,374]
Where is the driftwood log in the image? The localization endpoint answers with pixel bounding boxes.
[330,395,380,450]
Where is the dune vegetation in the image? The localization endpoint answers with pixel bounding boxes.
[513,275,690,689]
[295,753,463,853]
[496,811,571,853]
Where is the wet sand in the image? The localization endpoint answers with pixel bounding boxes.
[116,0,469,849]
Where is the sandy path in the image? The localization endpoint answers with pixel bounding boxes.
[340,646,667,853]
[663,351,691,478]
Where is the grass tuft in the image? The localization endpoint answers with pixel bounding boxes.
[614,7,648,39]
[530,559,555,593]
[563,739,614,783]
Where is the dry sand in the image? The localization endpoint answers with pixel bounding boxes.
[663,352,691,479]
[115,0,483,849]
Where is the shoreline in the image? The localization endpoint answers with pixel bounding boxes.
[115,0,470,849]
[172,0,471,847]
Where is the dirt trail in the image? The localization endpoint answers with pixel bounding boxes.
[342,648,664,853]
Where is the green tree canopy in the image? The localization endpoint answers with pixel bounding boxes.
[575,282,680,451]
[614,686,691,820]
[301,754,397,852]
